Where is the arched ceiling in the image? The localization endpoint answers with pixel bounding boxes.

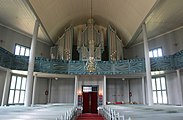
[1,0,183,48]
[29,0,157,45]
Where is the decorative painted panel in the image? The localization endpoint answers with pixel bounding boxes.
[12,56,29,71]
[150,56,175,71]
[1,47,183,75]
[173,50,183,69]
[0,47,13,69]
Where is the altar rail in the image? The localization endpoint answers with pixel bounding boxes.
[0,47,183,75]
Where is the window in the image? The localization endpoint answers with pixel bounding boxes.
[149,47,162,58]
[152,76,167,104]
[15,44,30,56]
[8,75,27,104]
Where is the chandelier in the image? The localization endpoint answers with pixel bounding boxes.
[85,0,97,72]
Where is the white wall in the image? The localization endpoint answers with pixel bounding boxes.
[0,25,50,58]
[106,78,126,103]
[0,70,6,104]
[34,77,49,104]
[166,71,183,105]
[122,79,130,103]
[129,78,143,103]
[106,78,143,104]
[124,44,144,59]
[50,78,75,103]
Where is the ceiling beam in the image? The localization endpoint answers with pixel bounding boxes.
[125,0,161,48]
[22,0,54,45]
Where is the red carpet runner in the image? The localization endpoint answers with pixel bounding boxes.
[76,113,105,120]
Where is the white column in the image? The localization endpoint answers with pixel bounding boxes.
[31,74,37,106]
[1,70,11,106]
[25,20,39,106]
[176,69,183,105]
[103,75,106,105]
[47,78,52,103]
[142,76,146,105]
[74,76,78,106]
[142,23,153,106]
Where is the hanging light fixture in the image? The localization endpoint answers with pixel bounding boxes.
[85,0,97,72]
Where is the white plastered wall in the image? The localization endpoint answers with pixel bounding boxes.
[0,70,6,104]
[50,78,75,103]
[0,25,50,58]
[34,77,49,104]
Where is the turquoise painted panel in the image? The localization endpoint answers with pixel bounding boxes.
[114,60,129,74]
[68,61,85,74]
[174,50,183,69]
[150,56,175,71]
[50,59,68,74]
[1,47,183,75]
[12,56,29,71]
[129,59,145,73]
[0,47,13,69]
[97,61,113,74]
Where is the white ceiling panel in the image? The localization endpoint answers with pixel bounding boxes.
[131,0,183,46]
[0,0,51,44]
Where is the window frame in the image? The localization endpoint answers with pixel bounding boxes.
[152,76,168,104]
[8,74,27,105]
[149,47,163,58]
[14,43,30,56]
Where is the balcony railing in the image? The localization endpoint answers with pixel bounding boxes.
[0,47,183,75]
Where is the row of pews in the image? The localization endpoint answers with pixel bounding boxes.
[101,104,183,120]
[0,103,76,120]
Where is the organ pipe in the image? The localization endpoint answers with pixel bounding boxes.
[108,25,123,61]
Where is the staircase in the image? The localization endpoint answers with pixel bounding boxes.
[76,113,104,120]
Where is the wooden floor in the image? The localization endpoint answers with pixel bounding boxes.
[76,113,105,120]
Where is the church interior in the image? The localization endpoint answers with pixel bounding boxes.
[0,0,183,119]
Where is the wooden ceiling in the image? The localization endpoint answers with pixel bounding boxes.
[0,0,182,47]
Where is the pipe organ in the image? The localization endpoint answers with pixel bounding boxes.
[108,25,123,61]
[77,19,104,61]
[50,19,123,63]
[56,26,73,60]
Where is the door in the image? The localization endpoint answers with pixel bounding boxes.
[91,92,98,113]
[83,92,98,113]
[83,92,89,113]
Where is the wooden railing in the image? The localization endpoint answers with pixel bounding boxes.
[0,47,183,75]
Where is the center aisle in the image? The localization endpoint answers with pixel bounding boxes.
[76,113,105,120]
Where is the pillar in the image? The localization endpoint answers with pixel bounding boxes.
[142,76,146,104]
[176,69,183,105]
[74,76,78,106]
[47,78,52,103]
[103,75,106,105]
[142,23,153,106]
[1,70,11,106]
[24,20,39,106]
[31,74,37,106]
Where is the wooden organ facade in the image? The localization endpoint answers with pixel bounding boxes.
[50,19,124,62]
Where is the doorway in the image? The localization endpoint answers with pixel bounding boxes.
[82,86,98,113]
